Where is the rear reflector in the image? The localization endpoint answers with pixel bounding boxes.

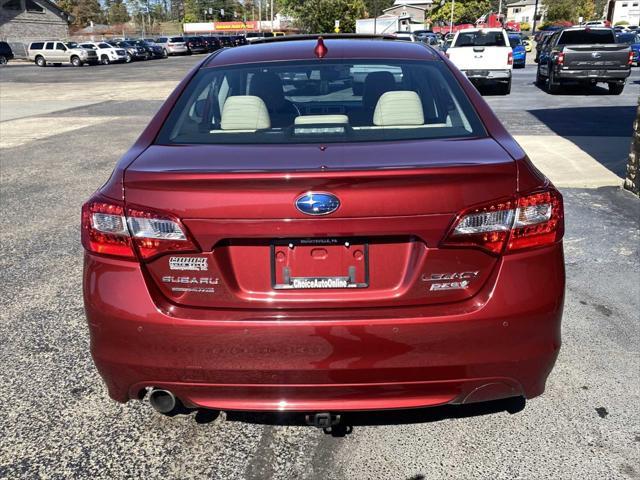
[81,196,197,260]
[508,51,513,66]
[443,189,563,255]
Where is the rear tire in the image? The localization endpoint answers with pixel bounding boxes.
[125,53,132,63]
[0,55,7,65]
[535,66,545,86]
[547,68,560,94]
[163,48,168,58]
[500,79,511,95]
[71,56,82,67]
[101,55,110,65]
[35,55,46,67]
[608,82,624,95]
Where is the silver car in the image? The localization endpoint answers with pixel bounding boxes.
[154,36,188,56]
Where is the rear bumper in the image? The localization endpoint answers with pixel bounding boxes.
[463,69,512,82]
[556,68,631,82]
[84,244,564,412]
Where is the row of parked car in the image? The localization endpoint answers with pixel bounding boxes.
[20,35,249,67]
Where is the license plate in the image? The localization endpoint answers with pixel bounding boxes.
[271,238,369,289]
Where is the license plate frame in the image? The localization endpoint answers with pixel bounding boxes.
[270,238,369,290]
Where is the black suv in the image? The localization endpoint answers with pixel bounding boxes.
[185,36,208,54]
[202,36,222,52]
[0,41,15,65]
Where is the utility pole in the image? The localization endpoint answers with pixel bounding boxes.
[449,0,455,33]
[532,0,539,33]
[373,0,378,34]
[270,0,273,32]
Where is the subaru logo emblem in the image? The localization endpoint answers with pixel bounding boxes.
[295,192,340,216]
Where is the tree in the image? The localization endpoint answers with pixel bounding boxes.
[429,0,490,25]
[362,0,393,18]
[108,0,130,23]
[545,0,576,22]
[71,0,104,26]
[55,0,75,17]
[281,0,366,33]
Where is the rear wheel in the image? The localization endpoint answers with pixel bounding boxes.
[535,66,545,86]
[125,53,132,63]
[500,79,511,95]
[547,68,560,94]
[608,82,624,95]
[101,55,110,65]
[0,55,7,65]
[71,56,82,67]
[163,48,168,58]
[35,55,46,67]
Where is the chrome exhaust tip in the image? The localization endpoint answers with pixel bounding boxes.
[148,388,177,414]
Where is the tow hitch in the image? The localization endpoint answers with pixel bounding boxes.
[305,412,341,430]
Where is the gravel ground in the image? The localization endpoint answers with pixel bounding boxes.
[0,56,639,480]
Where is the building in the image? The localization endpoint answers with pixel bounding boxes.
[506,0,545,25]
[383,4,429,24]
[0,0,72,51]
[607,0,640,25]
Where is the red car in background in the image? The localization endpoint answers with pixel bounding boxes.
[82,36,564,425]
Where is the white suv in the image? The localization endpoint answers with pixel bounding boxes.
[79,42,127,65]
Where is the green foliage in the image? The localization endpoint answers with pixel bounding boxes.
[429,0,491,25]
[545,0,598,23]
[615,20,630,25]
[281,0,367,33]
[363,0,393,17]
[71,0,104,26]
[108,0,130,23]
[520,21,530,31]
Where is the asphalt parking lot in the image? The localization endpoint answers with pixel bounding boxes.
[1,56,639,479]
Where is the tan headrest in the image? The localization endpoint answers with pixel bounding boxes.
[221,96,271,131]
[373,91,424,127]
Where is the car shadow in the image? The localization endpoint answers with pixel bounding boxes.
[183,397,526,437]
[526,105,635,177]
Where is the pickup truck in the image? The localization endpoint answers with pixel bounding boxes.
[535,27,632,95]
[446,28,513,95]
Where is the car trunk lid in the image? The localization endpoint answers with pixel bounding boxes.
[125,138,516,310]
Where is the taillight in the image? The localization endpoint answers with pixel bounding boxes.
[81,196,197,261]
[508,51,513,66]
[555,52,565,66]
[442,189,564,255]
[628,50,634,65]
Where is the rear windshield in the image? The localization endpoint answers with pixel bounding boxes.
[170,37,184,42]
[617,33,639,44]
[509,36,522,46]
[156,60,486,145]
[557,29,616,45]
[454,31,506,47]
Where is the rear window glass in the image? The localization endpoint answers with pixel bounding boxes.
[156,60,486,146]
[617,33,639,44]
[509,36,522,46]
[558,29,616,45]
[30,42,44,50]
[170,37,184,42]
[454,31,506,47]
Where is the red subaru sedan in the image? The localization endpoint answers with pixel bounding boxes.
[82,36,564,420]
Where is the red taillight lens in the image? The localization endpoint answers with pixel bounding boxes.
[442,189,564,255]
[81,197,197,260]
[555,52,565,65]
[126,207,196,259]
[628,50,634,65]
[508,51,513,66]
[81,200,135,259]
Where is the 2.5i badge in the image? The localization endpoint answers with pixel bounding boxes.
[169,256,208,271]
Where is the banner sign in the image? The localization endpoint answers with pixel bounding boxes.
[183,21,258,33]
